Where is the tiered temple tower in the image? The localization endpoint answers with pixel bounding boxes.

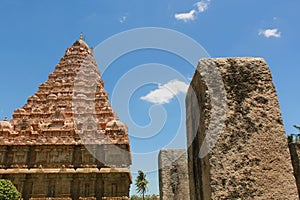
[0,35,132,200]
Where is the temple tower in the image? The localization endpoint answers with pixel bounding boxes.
[0,35,131,200]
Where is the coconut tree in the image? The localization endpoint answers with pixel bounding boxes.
[294,125,300,130]
[135,170,148,200]
[293,125,300,142]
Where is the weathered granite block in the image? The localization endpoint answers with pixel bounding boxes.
[186,58,298,200]
[289,142,300,197]
[158,149,190,200]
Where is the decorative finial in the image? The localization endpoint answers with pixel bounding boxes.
[80,33,83,40]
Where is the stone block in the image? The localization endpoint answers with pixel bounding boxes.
[158,149,190,200]
[289,142,300,197]
[186,57,298,199]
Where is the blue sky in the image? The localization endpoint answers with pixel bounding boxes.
[1,0,300,196]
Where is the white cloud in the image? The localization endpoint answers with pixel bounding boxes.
[175,0,210,22]
[119,16,127,23]
[174,10,197,22]
[140,80,189,104]
[195,0,210,12]
[259,28,281,38]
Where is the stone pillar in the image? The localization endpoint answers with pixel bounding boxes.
[73,145,82,169]
[71,174,80,200]
[58,174,72,197]
[158,149,190,200]
[95,174,104,200]
[23,174,33,200]
[186,58,298,199]
[0,146,7,167]
[27,146,36,168]
[289,143,300,197]
[31,174,47,198]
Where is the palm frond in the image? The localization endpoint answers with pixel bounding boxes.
[293,125,300,131]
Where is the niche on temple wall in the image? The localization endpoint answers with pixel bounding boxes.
[12,146,28,166]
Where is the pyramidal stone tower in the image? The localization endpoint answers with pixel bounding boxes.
[0,35,132,200]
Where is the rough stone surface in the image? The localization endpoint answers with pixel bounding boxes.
[0,36,131,200]
[289,143,300,197]
[186,57,298,200]
[158,149,190,200]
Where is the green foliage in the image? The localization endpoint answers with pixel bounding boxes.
[150,194,159,199]
[130,194,159,200]
[293,125,300,132]
[287,134,293,143]
[130,195,140,200]
[0,179,21,200]
[288,125,300,143]
[135,170,149,200]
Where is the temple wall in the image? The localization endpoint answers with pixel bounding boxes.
[0,173,130,200]
[0,144,130,169]
[0,144,131,200]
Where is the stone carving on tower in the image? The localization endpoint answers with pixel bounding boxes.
[0,35,131,200]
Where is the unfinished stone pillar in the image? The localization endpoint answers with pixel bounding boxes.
[186,57,298,200]
[289,142,300,197]
[158,149,190,200]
